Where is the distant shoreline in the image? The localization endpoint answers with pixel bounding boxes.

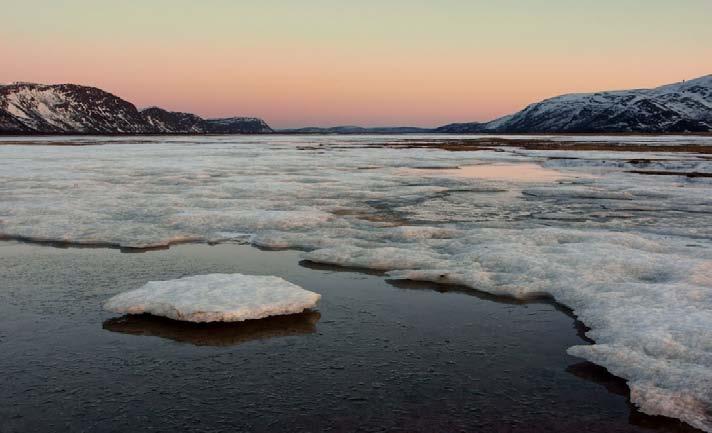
[4,75,711,135]
[3,135,712,154]
[2,132,712,137]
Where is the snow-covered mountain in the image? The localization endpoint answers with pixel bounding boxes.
[0,83,154,134]
[0,83,274,134]
[3,76,711,134]
[437,74,712,133]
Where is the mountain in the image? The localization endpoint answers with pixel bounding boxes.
[437,75,712,133]
[278,126,431,134]
[139,108,274,134]
[2,75,711,135]
[140,107,205,133]
[0,82,273,134]
[204,117,274,134]
[0,83,154,134]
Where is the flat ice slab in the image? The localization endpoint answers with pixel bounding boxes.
[103,273,321,323]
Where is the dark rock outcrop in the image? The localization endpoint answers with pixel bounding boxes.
[140,107,205,133]
[203,117,274,134]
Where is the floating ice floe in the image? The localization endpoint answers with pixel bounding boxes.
[103,273,321,323]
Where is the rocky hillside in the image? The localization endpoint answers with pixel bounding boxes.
[0,83,154,134]
[0,83,273,134]
[437,74,712,133]
[3,75,711,134]
[140,107,205,133]
[203,117,274,134]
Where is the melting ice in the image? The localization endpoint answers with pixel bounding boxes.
[103,273,321,322]
[1,135,711,431]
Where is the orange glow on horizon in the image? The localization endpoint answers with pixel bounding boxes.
[2,1,711,128]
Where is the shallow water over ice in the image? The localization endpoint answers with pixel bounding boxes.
[402,162,578,182]
[1,135,711,430]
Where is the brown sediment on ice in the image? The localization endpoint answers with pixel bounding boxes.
[382,137,712,154]
[627,170,712,178]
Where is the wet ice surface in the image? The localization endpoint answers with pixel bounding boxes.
[103,273,320,322]
[401,162,577,182]
[0,242,702,433]
[1,135,711,430]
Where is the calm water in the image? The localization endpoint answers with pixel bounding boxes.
[0,241,699,433]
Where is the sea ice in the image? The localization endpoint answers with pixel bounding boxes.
[103,273,321,322]
[2,135,712,430]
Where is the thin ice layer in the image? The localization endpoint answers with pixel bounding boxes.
[103,273,321,322]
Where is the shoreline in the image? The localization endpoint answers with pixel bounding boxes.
[2,131,712,138]
[2,134,712,154]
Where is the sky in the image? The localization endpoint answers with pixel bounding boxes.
[2,0,711,128]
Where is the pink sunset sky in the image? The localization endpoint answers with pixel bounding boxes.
[2,1,711,128]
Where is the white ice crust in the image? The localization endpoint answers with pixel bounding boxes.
[103,273,321,322]
[2,135,712,430]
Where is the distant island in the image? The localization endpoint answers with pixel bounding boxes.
[1,75,711,135]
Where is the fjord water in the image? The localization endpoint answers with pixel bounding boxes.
[1,135,711,431]
[0,242,698,433]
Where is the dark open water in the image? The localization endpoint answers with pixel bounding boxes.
[0,242,700,433]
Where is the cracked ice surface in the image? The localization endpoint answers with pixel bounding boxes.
[1,135,712,430]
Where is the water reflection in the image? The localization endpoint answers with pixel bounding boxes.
[0,234,189,253]
[402,163,575,182]
[391,276,703,432]
[566,362,702,432]
[299,259,387,276]
[102,311,321,346]
[386,278,595,344]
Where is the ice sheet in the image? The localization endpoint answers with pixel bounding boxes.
[1,135,711,430]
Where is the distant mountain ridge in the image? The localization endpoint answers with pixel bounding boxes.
[0,83,274,134]
[436,74,712,133]
[2,75,711,134]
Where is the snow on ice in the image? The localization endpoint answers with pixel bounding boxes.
[103,273,321,322]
